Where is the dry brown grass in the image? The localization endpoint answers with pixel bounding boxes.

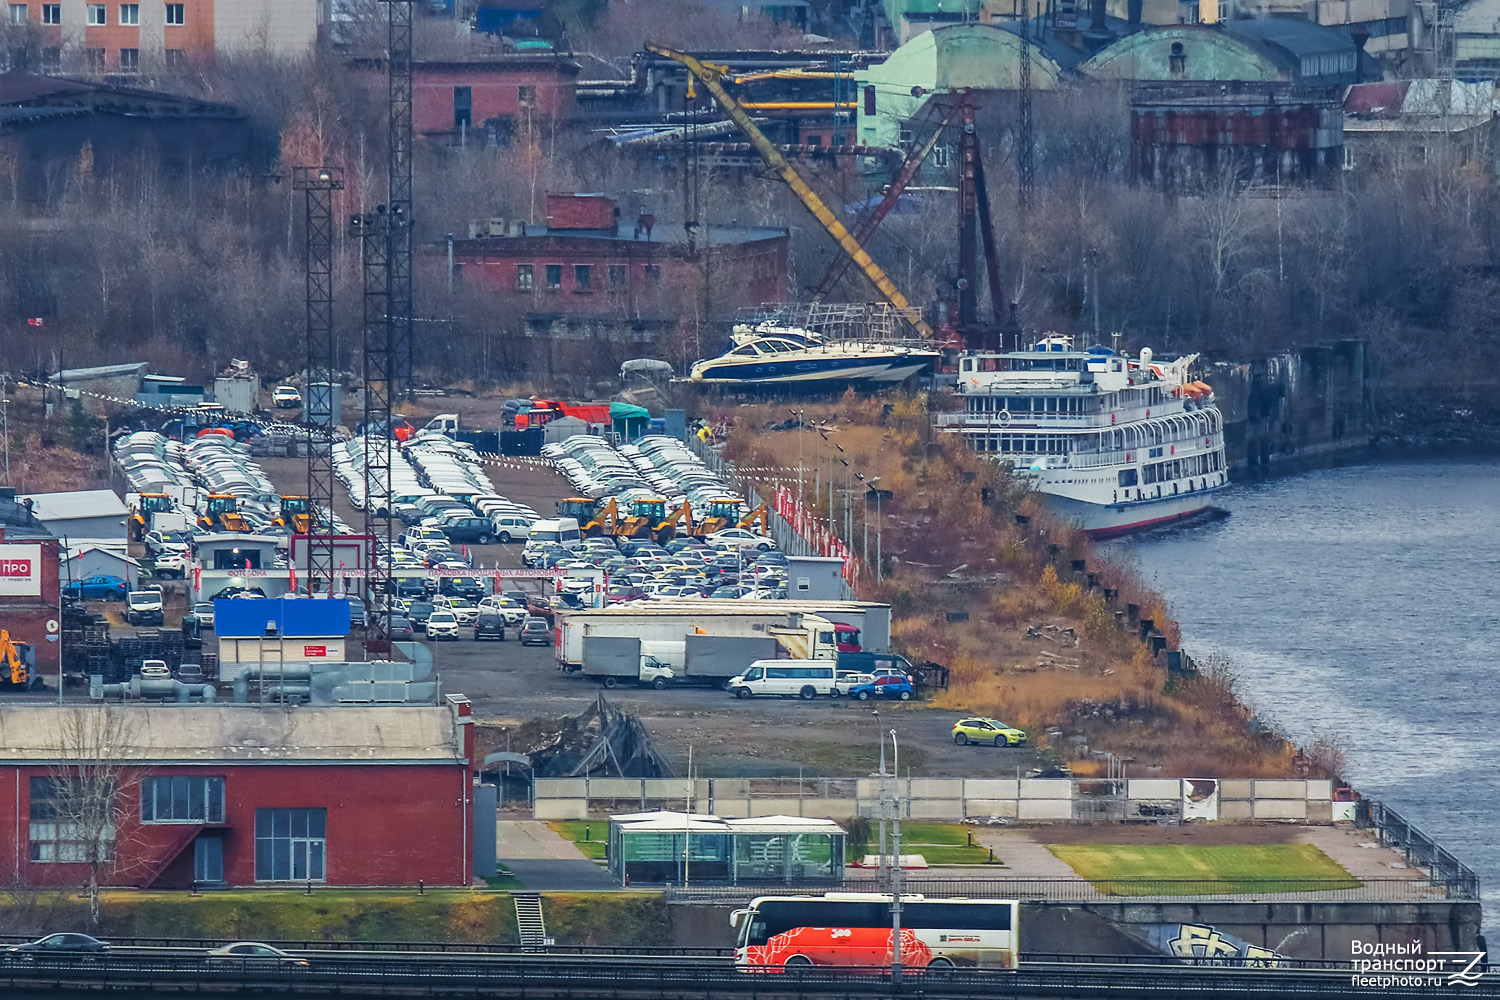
[724,394,1299,778]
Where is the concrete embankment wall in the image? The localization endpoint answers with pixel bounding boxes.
[1210,340,1371,477]
[531,776,1341,823]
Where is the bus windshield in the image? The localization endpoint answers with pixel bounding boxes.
[734,896,1018,972]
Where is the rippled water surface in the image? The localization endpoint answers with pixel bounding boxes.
[1109,457,1500,924]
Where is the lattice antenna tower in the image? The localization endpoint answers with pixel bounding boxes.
[294,165,343,598]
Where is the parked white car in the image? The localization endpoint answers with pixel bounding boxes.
[424,611,460,640]
[271,385,302,408]
[705,528,775,552]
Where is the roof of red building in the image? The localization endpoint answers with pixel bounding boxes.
[0,705,465,763]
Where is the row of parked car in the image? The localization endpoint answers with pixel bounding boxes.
[524,530,787,603]
[337,434,539,547]
[386,591,553,645]
[543,433,744,515]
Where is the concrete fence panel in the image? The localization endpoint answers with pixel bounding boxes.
[592,778,646,798]
[748,799,808,817]
[1219,779,1254,800]
[535,799,590,820]
[1218,800,1254,820]
[964,779,1020,799]
[1020,779,1073,800]
[907,799,966,821]
[1252,798,1308,820]
[1252,780,1307,800]
[965,800,1020,819]
[533,778,582,799]
[905,778,964,799]
[1128,779,1180,799]
[1305,780,1333,801]
[1018,799,1073,820]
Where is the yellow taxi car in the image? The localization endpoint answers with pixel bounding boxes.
[952,717,1027,747]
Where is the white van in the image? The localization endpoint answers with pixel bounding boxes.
[727,659,837,700]
[490,514,534,544]
[522,517,583,560]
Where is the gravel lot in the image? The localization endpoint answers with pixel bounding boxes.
[255,453,1055,779]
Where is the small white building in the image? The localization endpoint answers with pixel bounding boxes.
[62,541,139,589]
[21,490,129,541]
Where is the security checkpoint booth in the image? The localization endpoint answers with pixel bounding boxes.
[606,811,845,886]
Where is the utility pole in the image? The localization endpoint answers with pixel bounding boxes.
[889,729,903,977]
[1018,3,1035,213]
[385,0,415,399]
[2,373,10,484]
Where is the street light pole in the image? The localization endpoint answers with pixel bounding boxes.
[889,728,902,978]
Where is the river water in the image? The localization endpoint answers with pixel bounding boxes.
[1108,456,1500,926]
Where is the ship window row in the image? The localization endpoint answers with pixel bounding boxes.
[968,396,1091,414]
[1142,453,1223,484]
[972,434,1069,454]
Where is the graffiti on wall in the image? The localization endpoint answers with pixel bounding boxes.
[1151,923,1288,968]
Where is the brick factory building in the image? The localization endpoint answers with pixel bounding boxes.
[413,56,580,144]
[0,699,478,888]
[434,192,788,384]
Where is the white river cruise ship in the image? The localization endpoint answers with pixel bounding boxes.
[937,336,1228,537]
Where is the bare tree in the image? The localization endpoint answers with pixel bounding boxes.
[46,706,147,927]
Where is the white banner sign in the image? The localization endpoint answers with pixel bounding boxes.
[0,544,41,596]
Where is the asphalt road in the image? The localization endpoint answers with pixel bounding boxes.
[254,456,1054,779]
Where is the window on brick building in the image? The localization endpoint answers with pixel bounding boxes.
[518,85,535,106]
[544,264,561,291]
[84,47,105,70]
[516,264,533,291]
[164,1,183,24]
[119,47,137,71]
[86,3,105,24]
[8,46,26,70]
[453,85,471,128]
[41,2,56,22]
[254,808,326,882]
[41,46,58,72]
[141,776,225,824]
[574,264,591,291]
[164,48,183,68]
[643,264,661,282]
[609,264,627,292]
[29,777,114,863]
[119,3,138,24]
[8,5,26,25]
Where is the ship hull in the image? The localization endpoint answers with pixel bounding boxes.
[691,354,937,386]
[1039,489,1224,538]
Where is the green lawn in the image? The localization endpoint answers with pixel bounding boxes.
[1047,843,1361,895]
[877,824,999,865]
[548,821,608,861]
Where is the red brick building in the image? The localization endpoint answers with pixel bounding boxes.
[447,192,788,315]
[0,490,61,673]
[433,193,789,383]
[0,699,477,888]
[414,56,579,144]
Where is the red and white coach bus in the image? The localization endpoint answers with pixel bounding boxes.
[731,893,1020,972]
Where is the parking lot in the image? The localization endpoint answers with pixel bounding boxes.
[255,455,1053,779]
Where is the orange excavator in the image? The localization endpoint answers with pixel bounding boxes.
[277,496,314,534]
[0,630,39,690]
[693,498,743,537]
[560,497,615,537]
[199,493,250,533]
[129,493,174,542]
[738,503,770,536]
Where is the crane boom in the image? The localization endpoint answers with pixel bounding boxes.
[816,96,960,298]
[646,42,935,340]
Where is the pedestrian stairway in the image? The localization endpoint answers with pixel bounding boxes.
[513,892,547,950]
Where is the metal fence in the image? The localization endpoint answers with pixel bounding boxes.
[1362,799,1481,900]
[663,876,1455,905]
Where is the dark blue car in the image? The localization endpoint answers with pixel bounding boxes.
[63,575,128,601]
[848,676,914,702]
